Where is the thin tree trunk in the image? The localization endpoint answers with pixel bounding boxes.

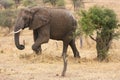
[96,32,112,61]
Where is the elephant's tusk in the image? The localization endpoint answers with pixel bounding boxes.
[13,29,22,34]
[9,29,22,35]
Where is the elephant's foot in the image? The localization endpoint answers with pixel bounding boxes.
[73,52,81,63]
[74,52,80,58]
[34,49,42,55]
[32,45,42,55]
[74,54,80,58]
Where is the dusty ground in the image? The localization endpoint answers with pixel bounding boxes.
[0,29,120,80]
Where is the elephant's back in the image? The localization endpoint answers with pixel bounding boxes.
[49,9,77,40]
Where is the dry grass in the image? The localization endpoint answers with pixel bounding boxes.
[0,29,120,80]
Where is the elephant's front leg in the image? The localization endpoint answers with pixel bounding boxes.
[32,37,49,54]
[32,26,50,54]
[33,30,42,54]
[69,39,80,58]
[32,39,42,55]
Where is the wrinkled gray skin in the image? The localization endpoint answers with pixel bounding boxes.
[14,6,80,58]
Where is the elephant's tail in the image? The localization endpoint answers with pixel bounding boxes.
[74,19,77,27]
[71,13,77,29]
[72,19,77,30]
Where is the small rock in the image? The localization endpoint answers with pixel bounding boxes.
[56,74,59,76]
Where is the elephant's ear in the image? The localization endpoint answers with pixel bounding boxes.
[29,9,50,30]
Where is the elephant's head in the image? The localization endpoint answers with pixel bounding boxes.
[14,7,50,50]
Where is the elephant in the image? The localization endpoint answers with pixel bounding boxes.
[14,6,80,76]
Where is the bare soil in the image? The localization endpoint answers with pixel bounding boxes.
[0,30,120,80]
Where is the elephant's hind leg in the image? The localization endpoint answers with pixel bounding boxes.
[61,42,68,76]
[69,39,80,58]
[61,32,73,76]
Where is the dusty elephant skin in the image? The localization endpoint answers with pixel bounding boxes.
[14,6,80,76]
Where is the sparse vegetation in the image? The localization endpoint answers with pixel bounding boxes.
[43,0,65,7]
[72,0,84,11]
[21,0,37,7]
[0,9,18,33]
[43,0,57,7]
[13,0,21,8]
[0,0,14,9]
[56,0,65,7]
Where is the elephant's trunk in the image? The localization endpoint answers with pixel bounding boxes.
[14,28,25,50]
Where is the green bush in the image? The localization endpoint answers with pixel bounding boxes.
[0,0,14,9]
[56,0,65,7]
[43,0,57,6]
[0,9,18,32]
[21,0,37,7]
[78,6,120,61]
[43,0,65,7]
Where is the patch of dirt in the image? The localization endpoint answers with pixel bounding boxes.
[0,31,120,80]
